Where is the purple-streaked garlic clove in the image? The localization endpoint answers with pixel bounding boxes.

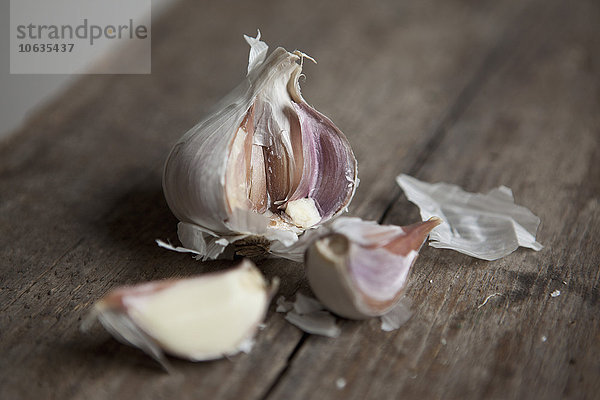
[85,260,277,366]
[162,32,357,261]
[305,217,442,319]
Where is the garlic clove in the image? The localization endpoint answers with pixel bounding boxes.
[162,32,357,261]
[305,217,441,319]
[86,260,277,366]
[285,198,321,228]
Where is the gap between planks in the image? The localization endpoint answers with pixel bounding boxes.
[258,333,309,400]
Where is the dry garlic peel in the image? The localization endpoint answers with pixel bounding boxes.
[163,31,357,260]
[276,293,341,337]
[396,174,543,260]
[87,260,276,365]
[305,217,441,319]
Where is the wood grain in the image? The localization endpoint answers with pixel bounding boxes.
[1,0,598,399]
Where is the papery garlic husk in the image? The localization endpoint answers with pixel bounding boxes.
[276,293,341,337]
[85,259,277,366]
[305,217,441,319]
[396,174,543,260]
[162,31,358,261]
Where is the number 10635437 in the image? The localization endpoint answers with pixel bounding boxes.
[18,43,74,53]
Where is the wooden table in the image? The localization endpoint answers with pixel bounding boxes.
[1,0,598,398]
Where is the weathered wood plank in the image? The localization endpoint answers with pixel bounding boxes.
[269,0,600,399]
[2,0,591,399]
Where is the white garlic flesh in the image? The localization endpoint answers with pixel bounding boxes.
[86,260,276,366]
[305,217,442,319]
[163,32,358,260]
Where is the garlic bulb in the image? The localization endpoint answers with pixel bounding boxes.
[85,260,277,366]
[305,217,441,319]
[163,31,358,260]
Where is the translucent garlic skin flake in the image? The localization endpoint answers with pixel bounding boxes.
[396,174,543,261]
[163,32,358,260]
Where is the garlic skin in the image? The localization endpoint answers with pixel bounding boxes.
[305,217,442,319]
[85,260,277,366]
[397,174,542,260]
[163,32,358,260]
[276,293,341,337]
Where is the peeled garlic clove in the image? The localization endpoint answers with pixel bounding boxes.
[162,31,358,260]
[87,260,276,365]
[305,217,442,319]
